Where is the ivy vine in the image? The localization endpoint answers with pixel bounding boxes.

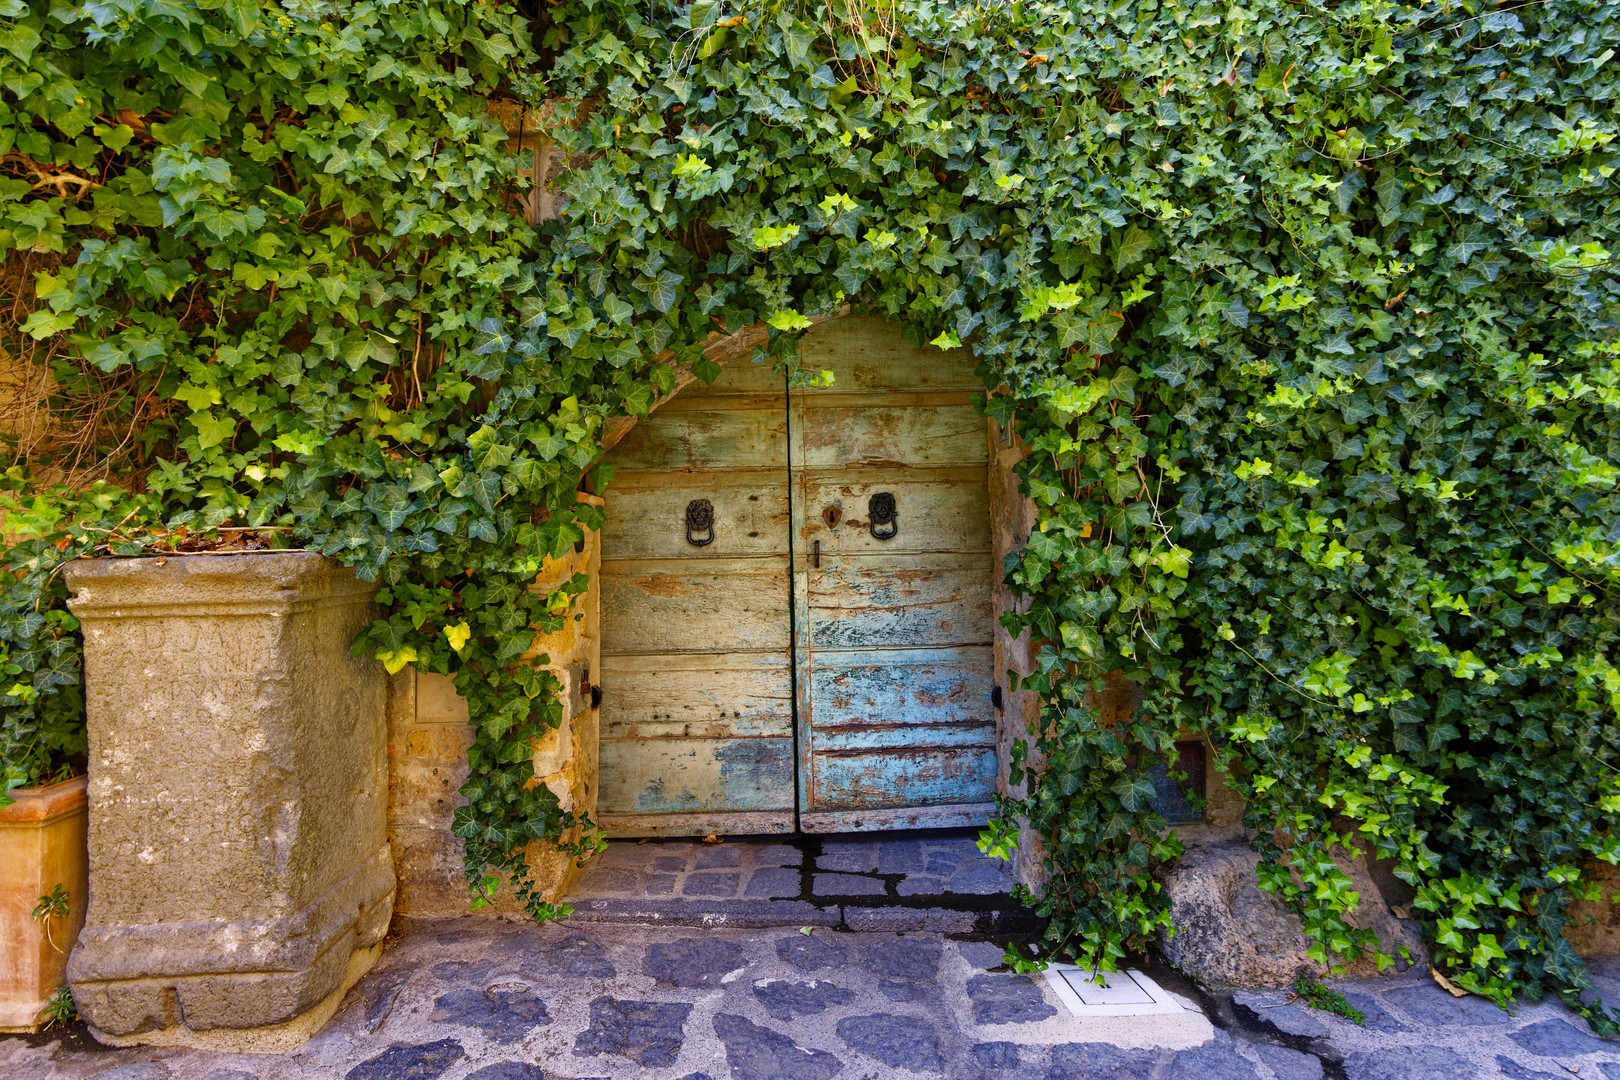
[2,0,1618,1032]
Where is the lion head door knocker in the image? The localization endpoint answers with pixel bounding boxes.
[685,498,715,547]
[868,492,898,540]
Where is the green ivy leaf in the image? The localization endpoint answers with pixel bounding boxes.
[191,412,238,450]
[0,22,40,63]
[1112,225,1152,270]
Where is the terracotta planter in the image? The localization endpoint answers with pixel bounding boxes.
[0,775,88,1032]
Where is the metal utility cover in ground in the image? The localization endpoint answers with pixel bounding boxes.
[1044,966,1189,1017]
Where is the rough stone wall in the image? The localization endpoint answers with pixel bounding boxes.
[1565,861,1620,958]
[1195,758,1249,836]
[387,502,602,919]
[987,417,1045,891]
[986,417,1250,893]
[384,669,474,917]
[0,342,54,468]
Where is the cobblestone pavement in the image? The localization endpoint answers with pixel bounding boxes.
[2,833,1618,1079]
[6,921,1620,1080]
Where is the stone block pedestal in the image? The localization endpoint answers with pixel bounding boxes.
[63,553,394,1049]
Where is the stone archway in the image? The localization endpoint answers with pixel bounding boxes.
[383,315,1045,915]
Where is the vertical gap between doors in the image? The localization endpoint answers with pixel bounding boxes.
[783,367,803,833]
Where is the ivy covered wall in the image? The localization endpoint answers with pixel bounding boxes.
[1,0,1618,1031]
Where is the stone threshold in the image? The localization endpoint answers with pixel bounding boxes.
[563,896,1040,934]
[561,829,1042,935]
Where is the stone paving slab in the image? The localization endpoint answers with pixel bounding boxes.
[572,832,1016,899]
[562,898,849,929]
[1225,969,1620,1079]
[566,831,1034,935]
[4,922,1619,1079]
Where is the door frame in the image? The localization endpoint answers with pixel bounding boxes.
[590,315,1040,838]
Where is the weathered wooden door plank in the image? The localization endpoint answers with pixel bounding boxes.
[596,736,795,820]
[599,561,791,656]
[605,409,787,473]
[797,467,991,555]
[600,473,790,560]
[795,404,988,468]
[811,745,1000,810]
[797,802,997,833]
[806,553,995,650]
[600,653,793,740]
[807,646,995,740]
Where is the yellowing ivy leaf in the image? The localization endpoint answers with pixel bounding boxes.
[375,646,418,675]
[768,309,812,331]
[173,383,221,411]
[672,154,711,179]
[752,223,800,249]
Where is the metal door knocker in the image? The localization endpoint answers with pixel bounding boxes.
[685,498,715,546]
[868,492,897,540]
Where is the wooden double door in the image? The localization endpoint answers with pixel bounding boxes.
[596,319,997,835]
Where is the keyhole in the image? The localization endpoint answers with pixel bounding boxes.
[823,505,842,528]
